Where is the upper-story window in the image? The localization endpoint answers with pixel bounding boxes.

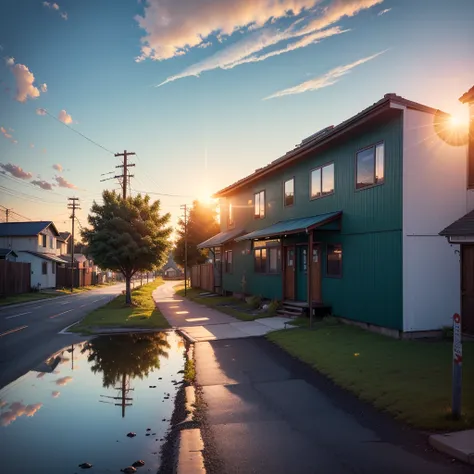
[228,202,234,228]
[254,190,265,219]
[41,234,47,248]
[311,163,334,199]
[356,142,384,190]
[50,237,54,249]
[284,178,294,206]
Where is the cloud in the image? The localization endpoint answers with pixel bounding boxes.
[58,109,73,124]
[11,63,41,102]
[55,376,73,386]
[52,391,60,398]
[40,83,47,93]
[0,402,43,426]
[263,50,385,99]
[52,163,63,172]
[0,126,13,139]
[60,11,68,20]
[378,8,391,15]
[52,3,59,10]
[198,41,213,49]
[43,2,67,19]
[30,143,35,148]
[155,0,382,86]
[5,57,14,66]
[36,108,46,115]
[54,176,76,189]
[31,179,54,190]
[0,162,33,179]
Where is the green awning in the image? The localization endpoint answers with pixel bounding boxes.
[235,211,342,242]
[197,228,246,249]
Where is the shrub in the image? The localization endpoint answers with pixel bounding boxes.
[267,300,281,316]
[246,295,262,309]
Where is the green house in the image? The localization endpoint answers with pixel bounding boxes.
[199,93,471,337]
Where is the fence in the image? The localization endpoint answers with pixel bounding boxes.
[56,267,96,289]
[0,260,31,296]
[190,263,214,292]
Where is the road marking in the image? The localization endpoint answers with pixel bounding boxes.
[0,325,28,337]
[5,311,32,320]
[50,309,74,319]
[92,298,106,303]
[60,301,71,305]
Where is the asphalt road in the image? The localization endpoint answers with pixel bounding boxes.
[0,283,125,389]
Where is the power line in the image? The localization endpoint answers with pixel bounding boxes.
[0,184,64,206]
[101,150,135,199]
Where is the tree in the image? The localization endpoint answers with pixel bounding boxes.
[82,191,171,304]
[174,200,220,268]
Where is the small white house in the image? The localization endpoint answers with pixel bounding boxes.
[0,221,68,289]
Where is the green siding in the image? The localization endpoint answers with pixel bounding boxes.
[219,112,404,330]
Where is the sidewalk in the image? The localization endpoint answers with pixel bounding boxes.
[153,281,291,341]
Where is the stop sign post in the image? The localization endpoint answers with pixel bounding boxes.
[452,313,462,419]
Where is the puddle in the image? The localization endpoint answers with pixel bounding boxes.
[0,331,186,473]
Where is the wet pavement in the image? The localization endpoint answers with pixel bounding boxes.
[0,331,186,474]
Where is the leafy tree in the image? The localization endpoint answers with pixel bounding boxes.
[82,191,171,304]
[174,200,220,268]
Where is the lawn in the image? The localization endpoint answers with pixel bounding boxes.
[72,279,170,334]
[0,292,59,306]
[268,321,474,431]
[174,285,274,321]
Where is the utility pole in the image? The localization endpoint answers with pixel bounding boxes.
[68,198,80,293]
[5,208,11,223]
[180,204,188,296]
[100,150,135,199]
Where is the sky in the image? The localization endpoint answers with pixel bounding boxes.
[0,0,473,237]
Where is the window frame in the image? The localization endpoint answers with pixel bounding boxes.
[310,162,335,200]
[227,202,235,229]
[42,234,47,248]
[42,261,48,275]
[326,243,343,278]
[253,240,281,274]
[254,190,266,219]
[283,177,295,207]
[52,262,56,274]
[224,249,233,274]
[355,141,385,191]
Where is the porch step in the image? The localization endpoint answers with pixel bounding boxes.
[277,309,302,318]
[280,303,306,317]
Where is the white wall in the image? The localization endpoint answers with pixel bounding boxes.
[0,236,40,252]
[16,252,57,289]
[402,107,472,331]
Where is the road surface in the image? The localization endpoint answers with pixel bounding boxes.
[0,284,125,389]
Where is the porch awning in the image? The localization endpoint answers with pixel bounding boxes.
[19,250,68,264]
[197,227,246,249]
[235,211,342,242]
[440,210,474,242]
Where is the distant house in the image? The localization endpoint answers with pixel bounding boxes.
[57,232,71,255]
[0,221,67,289]
[0,248,18,262]
[162,253,183,280]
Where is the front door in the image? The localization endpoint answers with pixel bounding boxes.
[296,246,308,302]
[462,245,474,334]
[311,244,322,304]
[284,246,295,300]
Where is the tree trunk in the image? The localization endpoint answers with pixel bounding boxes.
[125,276,132,305]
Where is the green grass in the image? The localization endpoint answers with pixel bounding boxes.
[183,358,196,384]
[174,285,270,321]
[268,322,474,431]
[72,279,170,334]
[0,292,59,306]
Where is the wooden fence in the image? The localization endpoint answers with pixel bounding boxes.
[190,263,214,292]
[56,267,95,289]
[0,260,31,296]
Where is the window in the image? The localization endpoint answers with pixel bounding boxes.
[311,163,334,199]
[254,190,265,219]
[228,203,234,228]
[224,250,233,273]
[42,262,48,275]
[56,240,61,249]
[254,240,281,274]
[52,262,56,274]
[50,237,54,249]
[327,244,342,277]
[42,234,47,247]
[284,178,294,206]
[356,143,385,189]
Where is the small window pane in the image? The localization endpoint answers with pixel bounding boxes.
[259,191,265,218]
[255,249,262,272]
[322,164,334,195]
[254,193,260,218]
[375,143,384,184]
[261,248,267,271]
[284,179,294,206]
[311,168,321,198]
[327,244,342,277]
[269,248,278,273]
[42,262,47,275]
[42,235,47,247]
[228,203,234,227]
[356,148,375,189]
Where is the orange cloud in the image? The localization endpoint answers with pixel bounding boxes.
[52,391,60,398]
[55,376,73,386]
[0,402,43,426]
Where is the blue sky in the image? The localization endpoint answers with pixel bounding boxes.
[0,0,473,234]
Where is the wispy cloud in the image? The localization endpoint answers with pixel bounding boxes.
[378,8,391,15]
[52,391,60,398]
[5,57,14,66]
[58,109,73,124]
[60,11,68,20]
[40,83,48,93]
[43,2,68,20]
[31,179,54,190]
[263,50,385,99]
[36,108,46,115]
[52,163,63,172]
[0,126,13,139]
[54,175,76,189]
[154,0,383,86]
[55,376,73,386]
[0,162,33,180]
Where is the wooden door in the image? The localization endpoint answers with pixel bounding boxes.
[284,246,295,300]
[462,245,474,334]
[311,244,322,304]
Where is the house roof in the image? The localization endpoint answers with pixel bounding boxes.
[60,253,88,263]
[58,232,71,242]
[440,210,474,237]
[0,248,18,258]
[214,93,449,197]
[198,227,246,249]
[235,212,342,242]
[459,86,474,104]
[0,221,60,237]
[18,251,68,264]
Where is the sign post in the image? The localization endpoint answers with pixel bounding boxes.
[452,313,462,419]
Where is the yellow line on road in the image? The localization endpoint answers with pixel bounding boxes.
[0,325,28,337]
[50,309,74,319]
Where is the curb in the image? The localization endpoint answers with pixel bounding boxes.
[429,431,474,465]
[177,328,197,344]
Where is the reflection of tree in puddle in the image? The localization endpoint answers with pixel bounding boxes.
[82,333,170,388]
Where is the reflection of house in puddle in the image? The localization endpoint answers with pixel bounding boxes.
[33,344,80,377]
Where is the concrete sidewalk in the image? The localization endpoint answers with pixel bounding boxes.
[430,430,474,465]
[153,281,292,341]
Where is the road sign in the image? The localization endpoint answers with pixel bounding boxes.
[452,313,462,419]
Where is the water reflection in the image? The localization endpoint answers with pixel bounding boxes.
[0,401,43,426]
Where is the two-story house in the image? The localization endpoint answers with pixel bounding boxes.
[0,221,68,289]
[199,93,472,337]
